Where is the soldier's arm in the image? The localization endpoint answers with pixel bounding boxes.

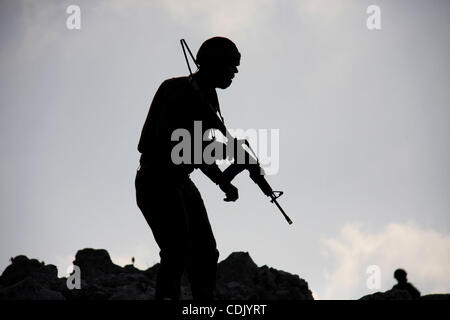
[137,80,170,153]
[200,162,239,202]
[200,163,223,185]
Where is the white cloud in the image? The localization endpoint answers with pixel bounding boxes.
[320,222,450,299]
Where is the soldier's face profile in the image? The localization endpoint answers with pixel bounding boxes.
[213,63,239,89]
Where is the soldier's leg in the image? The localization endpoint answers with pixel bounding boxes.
[183,179,219,300]
[135,170,191,300]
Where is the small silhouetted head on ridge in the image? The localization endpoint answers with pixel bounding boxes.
[394,268,407,284]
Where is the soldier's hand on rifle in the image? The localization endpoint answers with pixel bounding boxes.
[219,182,239,202]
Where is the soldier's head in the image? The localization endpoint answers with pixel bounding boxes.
[394,268,407,284]
[196,37,240,89]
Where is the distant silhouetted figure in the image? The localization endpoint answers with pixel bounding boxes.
[132,257,135,266]
[135,37,240,300]
[392,268,421,299]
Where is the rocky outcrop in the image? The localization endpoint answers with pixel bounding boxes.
[0,256,65,300]
[0,249,313,300]
[215,252,312,300]
[360,289,450,300]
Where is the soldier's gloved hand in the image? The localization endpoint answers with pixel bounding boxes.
[219,182,239,202]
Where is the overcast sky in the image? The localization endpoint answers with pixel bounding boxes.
[1,0,449,299]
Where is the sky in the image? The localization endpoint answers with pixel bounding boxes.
[1,0,449,299]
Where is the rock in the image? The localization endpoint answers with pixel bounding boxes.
[0,277,65,300]
[0,249,314,300]
[0,255,66,300]
[215,251,313,300]
[360,290,450,301]
[217,252,258,287]
[420,294,450,300]
[143,263,159,282]
[64,249,155,300]
[72,248,122,280]
[38,248,450,301]
[2,248,448,300]
[360,289,413,300]
[0,255,58,287]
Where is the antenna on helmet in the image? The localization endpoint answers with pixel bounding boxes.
[180,39,199,76]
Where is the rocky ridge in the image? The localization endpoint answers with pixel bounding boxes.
[0,248,313,300]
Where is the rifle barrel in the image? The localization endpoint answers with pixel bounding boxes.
[271,196,293,225]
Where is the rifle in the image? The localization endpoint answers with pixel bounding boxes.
[180,39,292,225]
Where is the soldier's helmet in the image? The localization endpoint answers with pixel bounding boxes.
[394,268,407,282]
[196,37,240,67]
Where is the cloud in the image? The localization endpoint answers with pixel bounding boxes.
[320,222,450,299]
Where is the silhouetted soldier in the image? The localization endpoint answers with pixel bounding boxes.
[392,268,421,299]
[135,37,240,300]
